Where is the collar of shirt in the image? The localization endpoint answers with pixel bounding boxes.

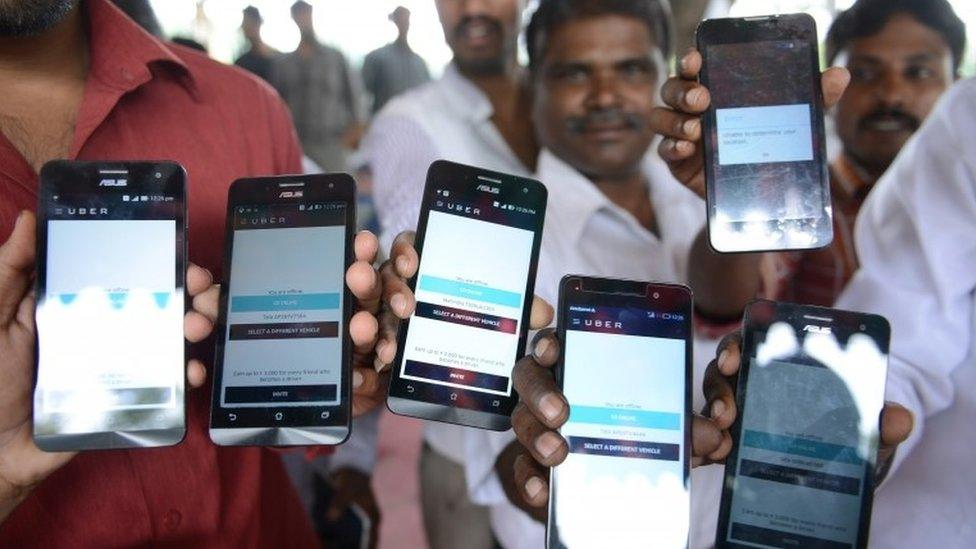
[537,147,703,248]
[439,62,494,124]
[831,153,874,205]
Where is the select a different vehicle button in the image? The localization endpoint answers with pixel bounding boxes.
[228,321,339,341]
[223,385,338,404]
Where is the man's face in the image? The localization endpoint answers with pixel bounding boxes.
[435,0,520,75]
[292,5,314,36]
[242,15,261,43]
[533,15,661,181]
[393,8,410,36]
[835,13,954,175]
[0,0,76,37]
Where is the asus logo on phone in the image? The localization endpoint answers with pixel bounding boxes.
[99,178,127,187]
[279,191,303,198]
[476,184,500,194]
[804,325,832,334]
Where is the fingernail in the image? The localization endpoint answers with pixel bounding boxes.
[683,118,699,135]
[718,349,729,370]
[534,338,550,358]
[525,476,544,500]
[16,210,25,222]
[686,88,703,106]
[353,370,364,389]
[679,55,688,72]
[539,393,564,422]
[535,432,562,459]
[391,293,406,315]
[711,399,726,420]
[396,255,410,275]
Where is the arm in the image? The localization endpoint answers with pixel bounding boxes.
[688,227,762,319]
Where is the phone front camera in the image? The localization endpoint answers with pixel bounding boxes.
[154,172,162,179]
[329,183,334,189]
[653,292,660,299]
[859,324,866,331]
[523,187,528,193]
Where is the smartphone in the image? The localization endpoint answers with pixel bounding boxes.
[698,14,832,253]
[387,160,547,431]
[209,175,356,446]
[716,300,889,548]
[33,161,187,451]
[547,276,692,549]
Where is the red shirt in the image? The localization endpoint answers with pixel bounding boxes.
[0,1,320,546]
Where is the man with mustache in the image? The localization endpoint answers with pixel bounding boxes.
[663,0,965,319]
[361,1,536,547]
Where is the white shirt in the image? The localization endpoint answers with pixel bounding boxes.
[362,63,529,464]
[836,78,976,547]
[463,150,726,549]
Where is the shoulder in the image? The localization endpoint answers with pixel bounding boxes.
[170,44,288,116]
[374,79,445,120]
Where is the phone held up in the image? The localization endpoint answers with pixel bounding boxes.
[698,14,833,253]
[34,161,188,451]
[387,160,547,431]
[548,276,693,549]
[716,300,890,549]
[209,174,357,446]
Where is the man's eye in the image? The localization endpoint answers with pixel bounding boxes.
[906,66,935,81]
[850,67,879,82]
[554,67,588,82]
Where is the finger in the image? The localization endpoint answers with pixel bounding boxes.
[353,365,381,396]
[350,309,379,354]
[0,211,36,324]
[379,260,415,319]
[390,231,418,279]
[512,402,568,467]
[702,358,737,430]
[660,77,711,113]
[346,260,381,314]
[187,359,207,389]
[716,332,743,376]
[184,310,214,343]
[514,452,550,508]
[822,67,851,109]
[691,414,724,466]
[530,329,560,367]
[355,230,380,265]
[513,354,568,429]
[191,284,220,324]
[529,296,554,331]
[657,138,697,163]
[649,107,702,142]
[880,402,914,448]
[186,263,213,297]
[677,49,702,80]
[374,309,400,370]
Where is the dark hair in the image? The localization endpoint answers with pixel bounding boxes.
[112,0,163,38]
[291,1,312,17]
[243,5,262,23]
[526,0,673,72]
[826,0,966,74]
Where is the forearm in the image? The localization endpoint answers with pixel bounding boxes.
[688,228,762,319]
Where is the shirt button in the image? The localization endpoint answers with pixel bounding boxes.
[163,509,182,531]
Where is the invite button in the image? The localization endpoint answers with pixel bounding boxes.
[224,384,337,404]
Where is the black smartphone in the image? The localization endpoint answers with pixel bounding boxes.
[387,160,547,431]
[716,300,890,548]
[698,14,832,253]
[548,276,692,549]
[209,175,356,446]
[33,161,187,451]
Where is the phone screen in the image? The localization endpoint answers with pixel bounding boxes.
[212,198,351,432]
[721,302,888,548]
[390,161,546,428]
[700,15,831,252]
[550,280,691,548]
[34,162,185,448]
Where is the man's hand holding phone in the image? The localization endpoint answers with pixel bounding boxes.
[504,301,726,515]
[651,49,851,199]
[701,331,914,479]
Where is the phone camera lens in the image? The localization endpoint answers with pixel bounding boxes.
[329,183,334,189]
[859,324,866,331]
[154,172,162,179]
[523,187,528,193]
[653,292,660,299]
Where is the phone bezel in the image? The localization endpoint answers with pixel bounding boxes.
[697,13,833,254]
[208,173,357,447]
[386,160,547,431]
[714,299,890,549]
[546,275,694,548]
[33,160,188,451]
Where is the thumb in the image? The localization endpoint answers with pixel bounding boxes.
[0,211,37,324]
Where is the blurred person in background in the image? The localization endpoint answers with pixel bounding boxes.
[272,0,365,172]
[362,6,431,115]
[362,0,537,546]
[111,0,162,37]
[235,5,278,82]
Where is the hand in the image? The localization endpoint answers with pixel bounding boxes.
[702,332,914,479]
[507,320,725,517]
[342,123,366,150]
[651,49,851,198]
[325,468,380,549]
[371,231,419,374]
